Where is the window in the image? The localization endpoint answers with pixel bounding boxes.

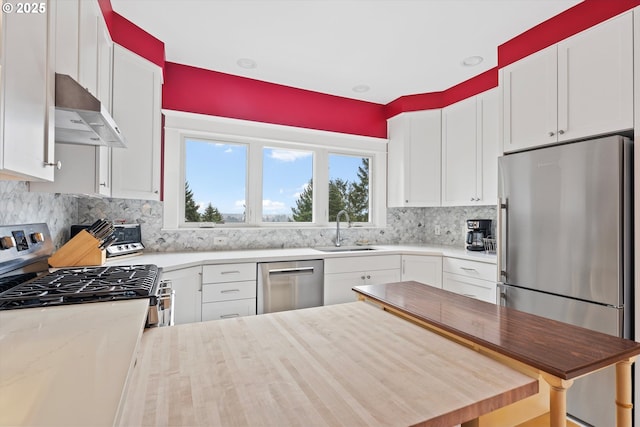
[184,139,247,224]
[328,154,370,223]
[263,148,313,223]
[163,112,386,229]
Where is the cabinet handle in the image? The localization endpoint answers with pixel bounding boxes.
[220,313,240,319]
[99,182,107,187]
[43,161,62,170]
[558,129,565,135]
[366,275,371,279]
[548,131,555,137]
[220,289,240,293]
[361,275,366,280]
[460,267,478,272]
[221,270,241,275]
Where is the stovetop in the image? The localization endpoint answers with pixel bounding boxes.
[0,264,160,310]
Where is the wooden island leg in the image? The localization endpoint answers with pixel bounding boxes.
[615,357,636,427]
[541,373,574,427]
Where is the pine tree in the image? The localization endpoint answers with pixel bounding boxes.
[291,179,313,222]
[329,178,348,220]
[348,158,369,222]
[202,203,224,223]
[185,181,201,222]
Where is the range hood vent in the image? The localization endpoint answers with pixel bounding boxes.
[54,73,127,148]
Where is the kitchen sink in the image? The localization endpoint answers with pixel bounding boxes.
[314,246,377,253]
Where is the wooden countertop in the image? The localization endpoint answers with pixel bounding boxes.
[0,299,149,427]
[119,302,537,427]
[353,281,640,380]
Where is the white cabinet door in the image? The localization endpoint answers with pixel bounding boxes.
[479,88,499,205]
[441,97,477,205]
[77,0,100,97]
[324,268,400,306]
[162,267,202,325]
[367,268,401,286]
[401,255,442,288]
[111,44,162,200]
[324,271,366,305]
[557,12,633,142]
[0,0,54,181]
[502,45,558,153]
[54,0,79,79]
[387,110,441,207]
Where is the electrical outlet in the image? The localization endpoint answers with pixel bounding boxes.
[214,237,228,245]
[434,225,441,236]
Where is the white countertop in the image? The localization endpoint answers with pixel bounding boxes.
[107,244,496,271]
[0,299,149,427]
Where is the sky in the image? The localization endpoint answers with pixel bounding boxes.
[185,139,364,217]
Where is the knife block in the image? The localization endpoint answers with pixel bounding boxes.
[48,230,106,268]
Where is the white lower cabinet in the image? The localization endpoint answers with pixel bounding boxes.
[401,255,442,288]
[201,263,257,321]
[160,266,202,325]
[324,255,401,305]
[442,257,497,304]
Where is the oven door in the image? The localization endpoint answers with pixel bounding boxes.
[147,279,174,327]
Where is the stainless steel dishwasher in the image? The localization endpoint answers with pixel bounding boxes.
[257,260,324,314]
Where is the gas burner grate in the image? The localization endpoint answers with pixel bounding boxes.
[0,264,160,309]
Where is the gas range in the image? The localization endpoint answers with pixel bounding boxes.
[0,223,168,325]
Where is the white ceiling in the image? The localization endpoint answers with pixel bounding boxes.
[110,0,583,104]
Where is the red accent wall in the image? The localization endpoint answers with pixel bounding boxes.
[162,62,388,138]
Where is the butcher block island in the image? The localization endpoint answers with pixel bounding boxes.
[119,302,537,427]
[353,281,640,427]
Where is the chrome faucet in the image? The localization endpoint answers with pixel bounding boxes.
[335,210,350,247]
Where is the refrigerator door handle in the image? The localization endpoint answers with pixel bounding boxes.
[497,283,507,307]
[497,198,508,281]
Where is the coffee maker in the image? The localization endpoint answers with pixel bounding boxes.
[466,219,492,251]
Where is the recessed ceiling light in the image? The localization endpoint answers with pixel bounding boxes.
[352,84,370,93]
[237,58,257,69]
[462,56,484,67]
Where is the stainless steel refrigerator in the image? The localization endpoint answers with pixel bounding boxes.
[497,135,633,427]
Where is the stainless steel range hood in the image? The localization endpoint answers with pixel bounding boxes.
[54,73,127,148]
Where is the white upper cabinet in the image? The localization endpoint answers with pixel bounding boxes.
[502,12,633,153]
[441,88,498,206]
[111,44,163,200]
[441,96,478,205]
[0,0,55,181]
[387,110,441,207]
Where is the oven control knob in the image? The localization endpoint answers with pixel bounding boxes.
[0,236,15,250]
[30,232,44,244]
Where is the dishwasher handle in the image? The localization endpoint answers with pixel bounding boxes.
[268,266,316,276]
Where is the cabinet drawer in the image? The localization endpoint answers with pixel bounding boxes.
[324,255,400,274]
[202,263,256,283]
[201,298,256,321]
[202,280,256,303]
[443,257,496,282]
[443,272,496,304]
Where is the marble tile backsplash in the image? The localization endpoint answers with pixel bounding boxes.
[0,181,78,248]
[1,182,496,252]
[77,198,496,252]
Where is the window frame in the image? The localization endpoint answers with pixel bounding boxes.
[163,110,387,230]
